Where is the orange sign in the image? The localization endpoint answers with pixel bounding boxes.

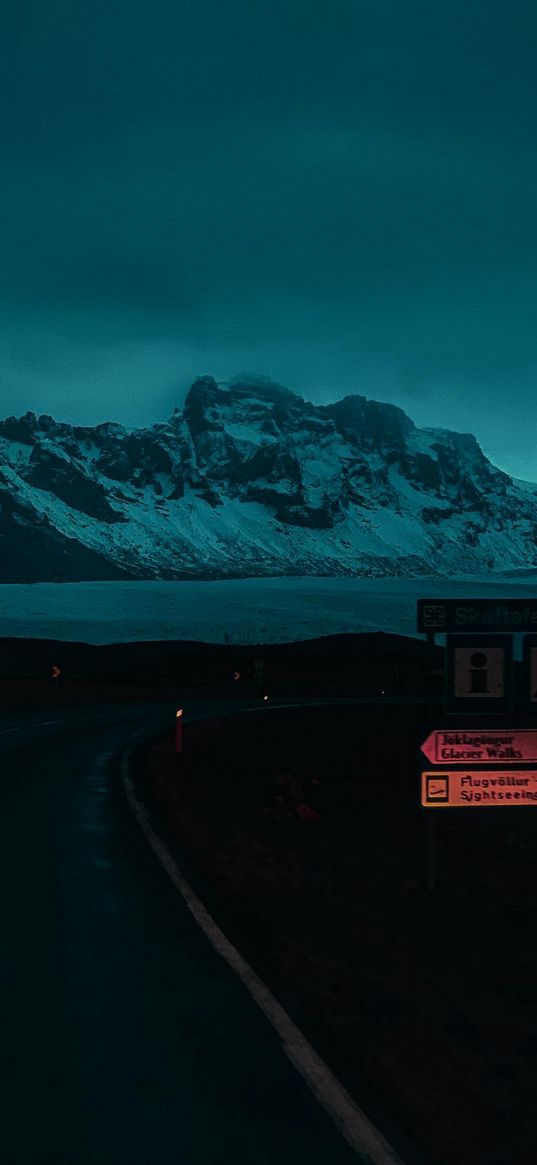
[421,770,537,807]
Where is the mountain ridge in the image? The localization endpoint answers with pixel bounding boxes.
[0,374,535,582]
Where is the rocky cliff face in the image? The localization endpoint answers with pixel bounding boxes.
[0,375,535,581]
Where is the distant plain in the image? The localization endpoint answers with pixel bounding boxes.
[0,574,536,644]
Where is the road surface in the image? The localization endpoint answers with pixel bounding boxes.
[0,699,364,1165]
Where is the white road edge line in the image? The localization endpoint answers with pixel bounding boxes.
[121,746,405,1165]
[0,727,20,734]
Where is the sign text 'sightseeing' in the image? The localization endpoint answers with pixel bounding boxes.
[421,771,537,807]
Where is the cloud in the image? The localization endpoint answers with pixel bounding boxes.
[0,0,536,479]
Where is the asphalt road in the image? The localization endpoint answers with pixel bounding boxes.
[0,699,363,1165]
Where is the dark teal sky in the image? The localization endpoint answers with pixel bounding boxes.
[2,1,537,478]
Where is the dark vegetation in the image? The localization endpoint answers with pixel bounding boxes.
[0,631,442,708]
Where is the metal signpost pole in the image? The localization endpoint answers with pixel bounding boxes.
[253,658,265,698]
[425,630,437,894]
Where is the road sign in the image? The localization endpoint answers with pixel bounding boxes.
[233,671,241,681]
[421,770,537,807]
[445,634,512,713]
[453,646,505,696]
[417,598,537,633]
[421,728,537,765]
[51,665,61,679]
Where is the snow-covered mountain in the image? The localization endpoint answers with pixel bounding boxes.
[1,374,536,582]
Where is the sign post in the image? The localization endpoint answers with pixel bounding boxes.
[424,628,438,892]
[426,812,437,893]
[523,635,537,707]
[419,601,537,890]
[253,658,265,694]
[417,597,537,892]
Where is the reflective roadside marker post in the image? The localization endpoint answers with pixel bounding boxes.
[51,664,61,700]
[175,708,183,754]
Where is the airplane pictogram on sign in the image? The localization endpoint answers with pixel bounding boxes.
[425,775,449,802]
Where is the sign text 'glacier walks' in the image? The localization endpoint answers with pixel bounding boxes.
[421,729,537,765]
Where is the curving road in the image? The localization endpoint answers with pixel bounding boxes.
[0,700,364,1165]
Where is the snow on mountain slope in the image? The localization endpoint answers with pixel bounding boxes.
[0,374,536,582]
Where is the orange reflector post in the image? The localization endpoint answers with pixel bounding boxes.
[175,709,183,754]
